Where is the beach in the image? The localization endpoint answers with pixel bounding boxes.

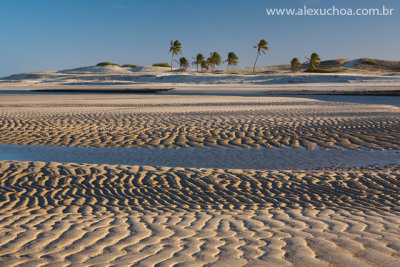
[1,64,400,95]
[0,91,399,265]
[0,161,399,266]
[0,94,399,150]
[1,0,400,263]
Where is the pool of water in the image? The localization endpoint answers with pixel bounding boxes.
[288,95,400,107]
[0,144,399,170]
[0,90,399,107]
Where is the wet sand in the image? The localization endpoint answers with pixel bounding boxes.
[0,94,399,266]
[0,161,399,266]
[0,94,399,150]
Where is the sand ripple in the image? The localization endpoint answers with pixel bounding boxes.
[0,161,399,212]
[0,94,399,265]
[0,94,399,150]
[0,161,399,266]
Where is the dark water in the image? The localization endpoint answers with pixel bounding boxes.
[288,95,400,107]
[0,144,399,170]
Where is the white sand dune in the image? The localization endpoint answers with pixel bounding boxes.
[1,63,400,94]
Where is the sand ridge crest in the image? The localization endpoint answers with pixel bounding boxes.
[0,160,399,213]
[0,94,399,265]
[0,94,399,150]
[0,161,400,266]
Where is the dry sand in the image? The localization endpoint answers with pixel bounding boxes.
[1,64,400,94]
[0,94,399,150]
[0,161,399,266]
[0,94,399,266]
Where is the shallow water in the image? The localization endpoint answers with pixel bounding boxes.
[287,95,400,107]
[0,144,399,170]
[0,90,399,107]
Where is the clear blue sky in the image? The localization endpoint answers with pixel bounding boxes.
[0,0,398,77]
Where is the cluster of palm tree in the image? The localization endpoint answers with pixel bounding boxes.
[169,39,269,74]
[290,52,321,72]
[170,44,236,74]
[170,40,323,74]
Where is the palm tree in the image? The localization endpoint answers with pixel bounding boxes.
[225,52,239,74]
[290,58,301,72]
[201,60,209,71]
[208,52,222,72]
[169,40,183,71]
[192,53,205,72]
[309,53,320,69]
[253,39,269,74]
[206,57,213,71]
[176,57,189,70]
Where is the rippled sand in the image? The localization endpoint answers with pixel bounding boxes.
[0,94,400,266]
[0,94,399,150]
[0,161,399,266]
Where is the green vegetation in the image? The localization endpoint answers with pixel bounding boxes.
[121,64,139,68]
[307,53,321,69]
[94,39,389,76]
[360,58,378,65]
[169,40,183,71]
[201,60,209,71]
[152,63,171,68]
[192,53,205,72]
[96,62,120,67]
[176,57,189,70]
[253,39,269,74]
[290,58,301,72]
[225,52,239,74]
[304,68,345,73]
[97,40,387,76]
[207,52,222,71]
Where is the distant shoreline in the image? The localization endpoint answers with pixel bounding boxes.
[33,88,174,94]
[1,62,400,96]
[31,88,400,96]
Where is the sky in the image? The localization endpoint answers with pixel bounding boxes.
[0,0,399,77]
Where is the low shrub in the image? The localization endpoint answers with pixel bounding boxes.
[96,62,120,67]
[121,64,139,68]
[152,63,171,68]
[360,58,378,65]
[304,68,345,73]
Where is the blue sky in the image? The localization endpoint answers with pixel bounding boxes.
[0,0,398,77]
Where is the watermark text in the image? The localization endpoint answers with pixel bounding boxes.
[266,5,394,16]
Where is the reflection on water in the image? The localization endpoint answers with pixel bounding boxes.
[287,95,400,108]
[0,144,399,170]
[165,93,400,107]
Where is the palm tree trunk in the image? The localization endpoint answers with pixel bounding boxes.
[171,55,174,71]
[197,63,199,72]
[227,64,229,74]
[253,53,259,74]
